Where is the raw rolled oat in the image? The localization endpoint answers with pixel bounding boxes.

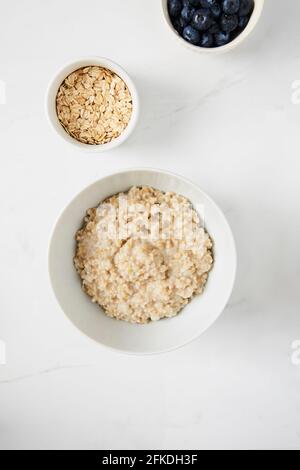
[56,66,132,145]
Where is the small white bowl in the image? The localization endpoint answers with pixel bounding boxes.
[48,168,237,355]
[46,57,139,152]
[161,0,264,54]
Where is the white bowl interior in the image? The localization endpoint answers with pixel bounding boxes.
[161,0,265,54]
[49,169,237,354]
[46,57,139,152]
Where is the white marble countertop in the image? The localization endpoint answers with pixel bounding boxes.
[0,0,300,450]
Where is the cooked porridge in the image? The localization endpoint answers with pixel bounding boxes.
[74,186,214,324]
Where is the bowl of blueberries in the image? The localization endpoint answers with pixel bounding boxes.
[162,0,264,52]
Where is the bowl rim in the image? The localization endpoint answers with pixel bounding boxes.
[161,0,265,54]
[45,56,140,153]
[48,167,237,355]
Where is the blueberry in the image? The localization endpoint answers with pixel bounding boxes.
[183,25,201,44]
[200,32,214,47]
[199,0,222,18]
[210,2,222,18]
[222,0,240,14]
[168,0,182,17]
[214,30,230,46]
[209,21,220,33]
[182,0,200,6]
[239,0,254,16]
[220,13,238,32]
[172,16,186,34]
[192,8,212,31]
[238,15,249,30]
[199,0,211,6]
[200,0,218,7]
[181,5,196,23]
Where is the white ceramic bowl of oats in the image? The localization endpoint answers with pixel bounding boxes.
[48,168,237,355]
[46,57,139,152]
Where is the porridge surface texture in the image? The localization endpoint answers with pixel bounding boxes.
[74,186,214,324]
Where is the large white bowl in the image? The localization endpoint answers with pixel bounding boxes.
[48,169,237,355]
[161,0,264,54]
[46,57,139,152]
